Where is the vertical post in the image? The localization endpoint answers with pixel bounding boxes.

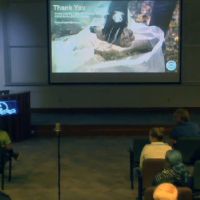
[129,147,134,189]
[55,122,61,200]
[8,151,12,182]
[1,149,5,190]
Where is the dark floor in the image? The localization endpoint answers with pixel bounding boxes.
[4,136,137,200]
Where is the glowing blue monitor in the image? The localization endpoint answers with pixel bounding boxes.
[0,100,19,116]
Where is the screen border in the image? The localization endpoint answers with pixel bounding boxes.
[47,0,182,85]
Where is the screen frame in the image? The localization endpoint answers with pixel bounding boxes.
[47,0,182,84]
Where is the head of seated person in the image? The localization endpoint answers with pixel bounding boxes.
[165,150,190,186]
[153,149,190,187]
[153,183,178,200]
[172,108,200,140]
[165,149,183,168]
[149,127,165,143]
[173,108,190,125]
[139,127,172,168]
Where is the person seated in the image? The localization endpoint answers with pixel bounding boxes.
[153,183,178,200]
[0,129,19,160]
[153,150,190,187]
[139,127,172,168]
[171,108,200,141]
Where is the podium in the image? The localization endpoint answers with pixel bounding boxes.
[0,92,31,141]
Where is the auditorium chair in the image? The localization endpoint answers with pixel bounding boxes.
[136,158,165,200]
[0,191,11,200]
[129,137,149,189]
[175,137,200,164]
[193,160,200,190]
[144,186,193,200]
[0,147,12,190]
[192,160,200,199]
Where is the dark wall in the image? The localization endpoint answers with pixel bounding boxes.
[0,0,200,108]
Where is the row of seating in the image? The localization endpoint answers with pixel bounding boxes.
[130,137,200,168]
[129,137,200,199]
[129,137,149,189]
[136,159,200,200]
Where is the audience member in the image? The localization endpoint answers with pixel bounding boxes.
[140,127,172,168]
[171,108,200,141]
[153,183,178,200]
[153,150,190,187]
[0,129,19,160]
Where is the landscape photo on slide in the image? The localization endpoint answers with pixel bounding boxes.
[50,0,180,73]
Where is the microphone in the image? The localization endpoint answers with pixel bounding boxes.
[54,122,61,134]
[54,122,61,200]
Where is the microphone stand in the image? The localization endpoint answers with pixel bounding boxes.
[54,123,61,200]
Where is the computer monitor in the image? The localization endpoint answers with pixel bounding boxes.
[0,100,19,116]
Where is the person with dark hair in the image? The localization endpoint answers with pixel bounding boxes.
[153,150,190,186]
[171,108,200,140]
[139,127,172,168]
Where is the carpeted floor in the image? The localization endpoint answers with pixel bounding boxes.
[3,136,137,200]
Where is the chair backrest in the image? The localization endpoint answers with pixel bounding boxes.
[132,138,149,165]
[0,147,5,167]
[175,136,200,164]
[144,186,193,200]
[142,159,165,189]
[0,191,11,200]
[193,160,200,191]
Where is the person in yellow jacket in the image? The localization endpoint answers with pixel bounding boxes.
[0,129,19,160]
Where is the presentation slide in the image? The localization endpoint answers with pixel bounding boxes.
[49,0,181,83]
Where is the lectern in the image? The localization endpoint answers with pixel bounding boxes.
[0,92,31,141]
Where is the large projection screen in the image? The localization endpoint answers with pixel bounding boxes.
[49,0,181,83]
